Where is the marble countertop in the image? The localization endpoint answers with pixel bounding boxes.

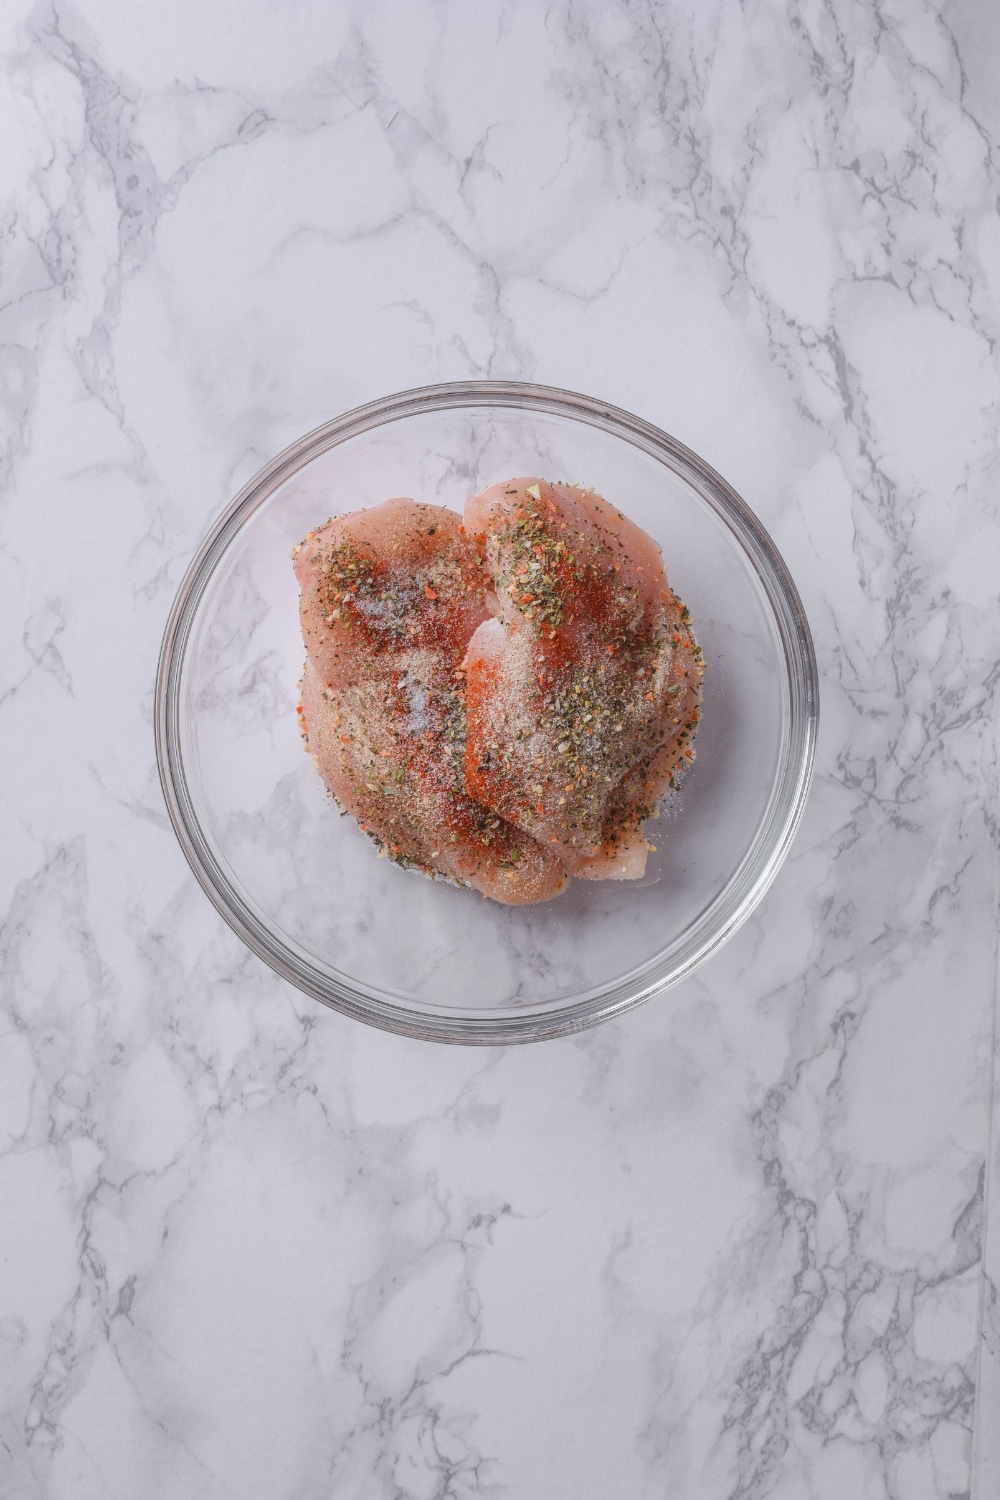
[2,2,999,1496]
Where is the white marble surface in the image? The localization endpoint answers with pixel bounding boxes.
[2,1,998,1496]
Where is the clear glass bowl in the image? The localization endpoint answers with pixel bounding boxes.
[155,382,818,1043]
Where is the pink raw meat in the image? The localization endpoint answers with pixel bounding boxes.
[462,478,703,880]
[295,498,568,905]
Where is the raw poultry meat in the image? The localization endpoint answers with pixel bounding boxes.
[294,499,569,905]
[462,479,703,881]
[294,480,701,903]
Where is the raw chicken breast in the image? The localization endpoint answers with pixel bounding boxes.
[296,498,567,906]
[462,478,703,879]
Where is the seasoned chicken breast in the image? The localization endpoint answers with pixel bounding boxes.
[462,479,702,880]
[295,498,567,905]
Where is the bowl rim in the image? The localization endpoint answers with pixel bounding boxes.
[155,379,819,1044]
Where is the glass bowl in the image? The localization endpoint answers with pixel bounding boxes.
[155,382,818,1044]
